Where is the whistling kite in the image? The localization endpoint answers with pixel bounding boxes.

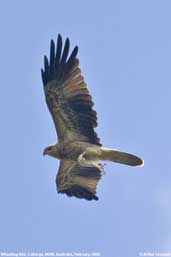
[41,34,144,201]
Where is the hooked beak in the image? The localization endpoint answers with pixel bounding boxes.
[43,149,47,156]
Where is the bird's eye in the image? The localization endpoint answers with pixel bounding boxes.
[47,147,52,151]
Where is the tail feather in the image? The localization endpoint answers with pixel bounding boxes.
[101,147,144,167]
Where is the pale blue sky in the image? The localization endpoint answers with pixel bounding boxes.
[0,0,171,256]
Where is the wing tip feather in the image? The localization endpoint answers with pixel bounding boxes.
[58,187,99,201]
[58,33,62,42]
[41,34,78,86]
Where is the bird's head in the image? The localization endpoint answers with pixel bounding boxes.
[43,145,57,158]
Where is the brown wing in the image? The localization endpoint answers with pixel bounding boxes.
[41,34,101,146]
[56,160,103,201]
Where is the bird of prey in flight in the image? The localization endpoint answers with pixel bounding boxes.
[41,34,144,201]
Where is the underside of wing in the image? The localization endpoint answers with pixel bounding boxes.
[41,34,101,146]
[56,160,103,201]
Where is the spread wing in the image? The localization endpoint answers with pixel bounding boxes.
[56,160,103,201]
[41,34,101,146]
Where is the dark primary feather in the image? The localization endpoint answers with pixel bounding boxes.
[66,46,78,72]
[61,187,98,201]
[56,160,102,201]
[61,38,70,64]
[55,34,62,69]
[50,40,55,74]
[41,34,101,146]
[42,34,78,84]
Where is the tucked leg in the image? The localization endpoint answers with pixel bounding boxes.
[78,152,86,163]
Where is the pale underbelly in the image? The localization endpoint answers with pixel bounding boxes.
[58,141,102,162]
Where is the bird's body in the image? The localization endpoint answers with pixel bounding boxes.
[44,141,100,161]
[41,34,144,201]
[44,141,143,166]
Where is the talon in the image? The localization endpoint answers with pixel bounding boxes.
[78,153,86,163]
